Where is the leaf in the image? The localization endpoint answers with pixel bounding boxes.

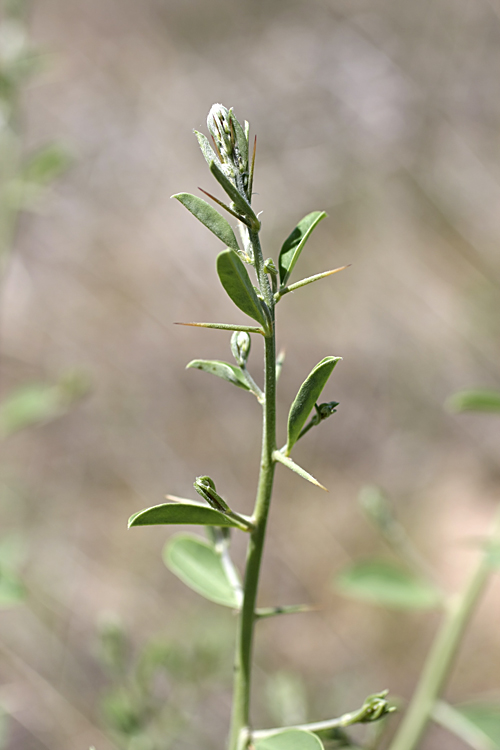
[23,144,71,185]
[286,357,341,454]
[433,701,498,750]
[209,161,259,228]
[164,533,241,608]
[255,730,324,750]
[278,211,327,286]
[128,502,242,529]
[0,374,89,438]
[447,389,500,414]
[456,703,500,748]
[172,193,240,251]
[336,560,442,610]
[217,249,267,325]
[273,451,327,490]
[194,130,220,168]
[186,359,250,391]
[0,571,25,608]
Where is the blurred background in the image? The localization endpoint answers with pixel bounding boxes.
[1,0,500,748]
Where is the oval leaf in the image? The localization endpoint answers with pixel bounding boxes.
[217,249,267,325]
[164,533,241,608]
[279,211,327,285]
[128,502,241,529]
[286,357,341,454]
[255,730,324,750]
[457,703,500,747]
[172,193,240,251]
[186,359,250,391]
[336,560,442,610]
[448,389,500,414]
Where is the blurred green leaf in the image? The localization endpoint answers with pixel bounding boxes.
[255,729,324,750]
[209,161,259,227]
[447,389,500,414]
[128,502,242,529]
[217,249,267,325]
[186,359,251,391]
[0,569,24,608]
[278,211,327,286]
[484,542,500,569]
[23,144,71,185]
[172,193,240,251]
[457,703,500,747]
[336,560,442,610]
[0,374,89,438]
[164,533,241,608]
[286,357,341,454]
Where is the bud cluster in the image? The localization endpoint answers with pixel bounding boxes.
[207,104,249,197]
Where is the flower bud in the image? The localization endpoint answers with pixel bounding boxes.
[231,331,251,366]
[194,476,230,512]
[207,104,234,161]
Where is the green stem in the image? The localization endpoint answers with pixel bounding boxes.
[388,507,500,750]
[228,234,276,750]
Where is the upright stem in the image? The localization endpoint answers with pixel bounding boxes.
[388,508,500,750]
[228,233,276,750]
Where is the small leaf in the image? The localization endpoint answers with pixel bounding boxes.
[164,533,241,608]
[255,729,324,750]
[23,144,71,185]
[286,357,341,454]
[172,193,240,251]
[447,389,500,414]
[278,211,327,285]
[336,560,442,610]
[217,249,267,325]
[456,703,500,748]
[0,571,25,609]
[273,451,327,490]
[209,161,259,228]
[128,502,242,529]
[0,374,89,438]
[186,359,250,391]
[194,130,220,168]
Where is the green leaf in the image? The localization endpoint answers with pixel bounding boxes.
[0,374,89,438]
[194,130,220,168]
[336,560,442,610]
[164,533,241,608]
[255,730,324,750]
[286,357,341,454]
[433,701,499,750]
[209,161,259,228]
[278,211,327,286]
[23,144,71,185]
[457,703,500,748]
[217,249,267,325]
[0,571,25,608]
[128,502,242,529]
[447,389,500,414]
[186,359,250,391]
[172,193,240,251]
